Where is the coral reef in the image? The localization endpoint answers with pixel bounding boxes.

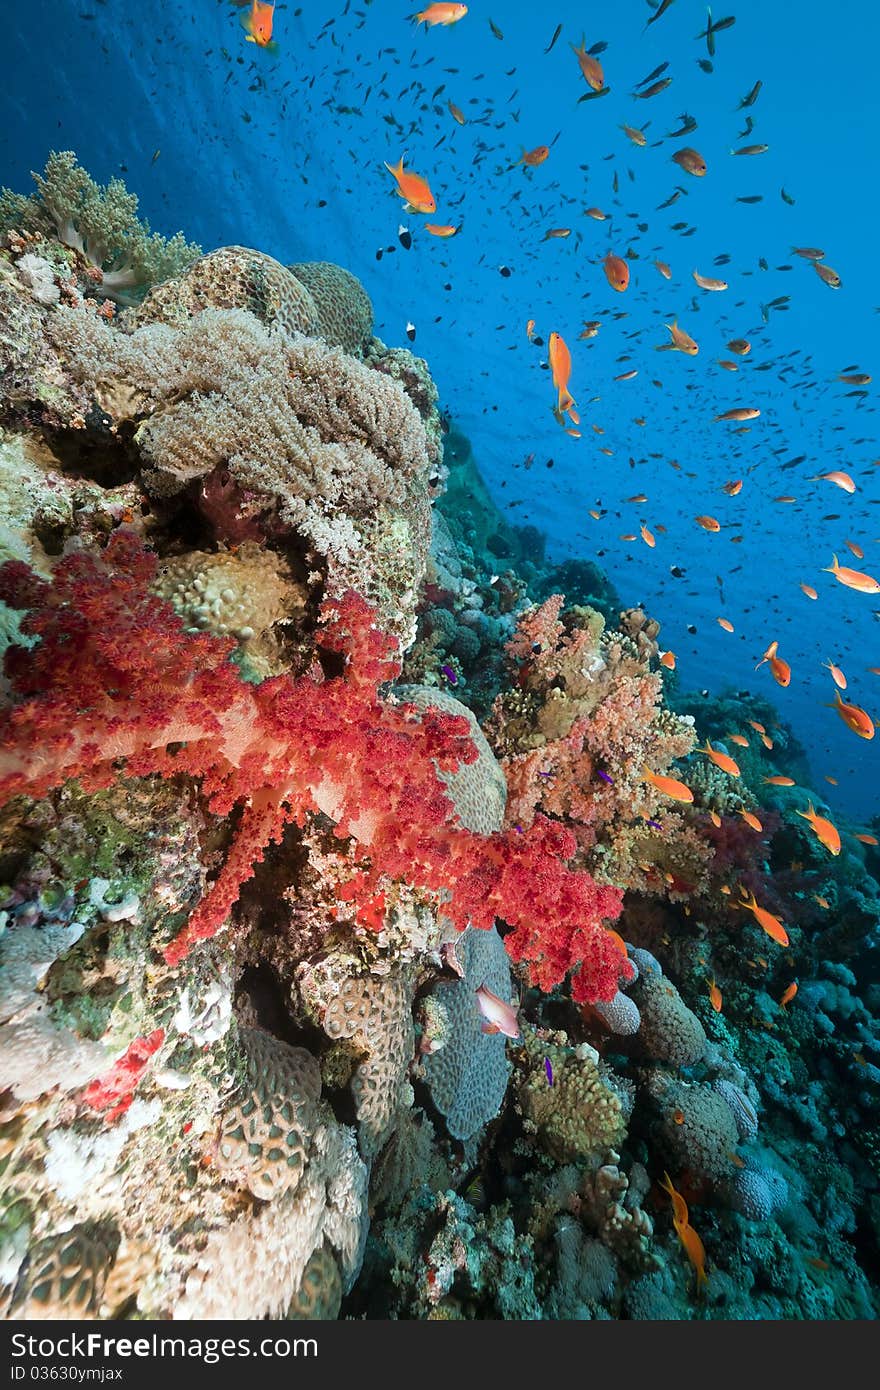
[1,155,878,1325]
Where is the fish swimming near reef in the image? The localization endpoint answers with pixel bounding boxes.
[474,984,520,1038]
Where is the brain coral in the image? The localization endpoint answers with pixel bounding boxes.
[303,962,416,1160]
[135,245,319,338]
[216,1026,323,1202]
[288,260,373,355]
[286,1244,343,1320]
[393,685,507,835]
[631,970,706,1068]
[422,926,513,1142]
[7,1222,118,1320]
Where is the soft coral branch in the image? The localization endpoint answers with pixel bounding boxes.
[0,535,623,1000]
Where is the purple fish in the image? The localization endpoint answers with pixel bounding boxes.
[440,664,458,685]
[647,818,663,831]
[544,1056,554,1085]
[597,769,614,785]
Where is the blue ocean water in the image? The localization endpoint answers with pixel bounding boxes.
[3,2,878,823]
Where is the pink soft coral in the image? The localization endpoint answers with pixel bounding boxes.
[0,536,623,1001]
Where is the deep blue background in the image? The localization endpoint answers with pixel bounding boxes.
[2,1,878,823]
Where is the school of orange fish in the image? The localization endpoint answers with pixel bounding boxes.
[225,0,876,1293]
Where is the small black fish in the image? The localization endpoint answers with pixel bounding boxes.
[737,79,762,109]
[544,23,562,54]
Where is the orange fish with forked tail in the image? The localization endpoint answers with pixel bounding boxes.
[412,3,468,26]
[384,156,436,213]
[756,640,791,688]
[740,890,789,947]
[660,1174,708,1293]
[571,36,605,91]
[823,554,880,594]
[604,253,630,292]
[698,740,740,777]
[796,803,841,856]
[516,145,550,167]
[643,765,693,803]
[549,332,577,424]
[827,690,875,739]
[235,0,278,50]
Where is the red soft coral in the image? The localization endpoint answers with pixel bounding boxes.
[0,535,622,999]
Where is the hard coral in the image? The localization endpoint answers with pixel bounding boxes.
[289,260,373,354]
[135,246,319,338]
[422,926,513,1141]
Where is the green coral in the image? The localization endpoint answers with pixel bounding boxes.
[0,152,200,302]
[516,1026,629,1164]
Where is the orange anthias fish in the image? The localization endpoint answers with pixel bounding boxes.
[699,740,740,777]
[740,890,790,947]
[238,0,278,50]
[739,809,764,832]
[708,978,723,1012]
[604,253,630,292]
[823,554,880,594]
[812,470,856,494]
[518,145,550,167]
[827,689,875,739]
[413,3,469,26]
[425,223,458,237]
[384,156,436,213]
[661,1176,708,1293]
[675,1217,711,1289]
[474,984,520,1039]
[659,1172,689,1226]
[796,803,841,855]
[855,833,879,845]
[571,36,605,91]
[549,331,575,420]
[643,765,693,803]
[823,658,845,686]
[756,640,791,688]
[780,982,798,1010]
[764,775,796,787]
